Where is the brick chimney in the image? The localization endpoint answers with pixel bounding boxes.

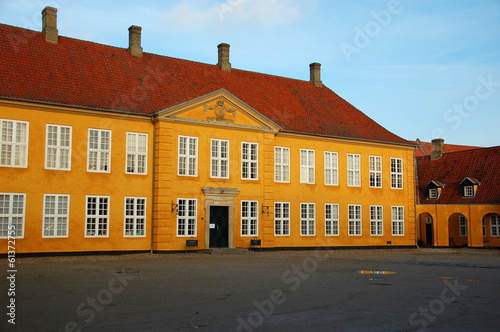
[217,43,231,72]
[42,6,58,43]
[128,25,143,57]
[431,138,445,160]
[309,62,323,87]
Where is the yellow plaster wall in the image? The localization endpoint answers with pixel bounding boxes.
[0,102,154,253]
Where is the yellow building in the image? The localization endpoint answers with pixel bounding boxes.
[0,7,417,254]
[416,140,500,248]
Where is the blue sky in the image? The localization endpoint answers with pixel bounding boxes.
[1,0,499,147]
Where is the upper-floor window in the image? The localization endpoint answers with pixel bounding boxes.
[429,188,438,199]
[300,149,315,184]
[347,154,360,187]
[241,200,258,236]
[176,198,197,237]
[125,197,146,237]
[43,194,69,237]
[369,156,382,188]
[274,147,290,183]
[0,193,25,238]
[178,136,198,176]
[46,124,71,170]
[211,139,229,179]
[325,203,339,236]
[126,132,147,174]
[88,129,111,172]
[391,158,403,189]
[324,152,338,186]
[0,119,28,168]
[241,142,258,180]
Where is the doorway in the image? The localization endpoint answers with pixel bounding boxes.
[209,206,229,248]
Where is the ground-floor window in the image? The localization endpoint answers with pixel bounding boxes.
[241,200,258,236]
[459,215,468,237]
[392,206,404,236]
[274,202,290,236]
[125,197,146,237]
[325,204,339,236]
[43,194,69,237]
[348,204,361,236]
[491,215,500,237]
[370,205,383,236]
[0,193,25,238]
[300,203,315,236]
[177,198,196,237]
[85,196,109,237]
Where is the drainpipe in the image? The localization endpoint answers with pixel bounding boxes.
[150,115,156,253]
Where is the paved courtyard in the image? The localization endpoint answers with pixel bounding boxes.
[1,248,500,331]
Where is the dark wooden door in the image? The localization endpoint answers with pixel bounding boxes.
[209,206,229,248]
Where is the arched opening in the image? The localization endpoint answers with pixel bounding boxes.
[448,213,468,247]
[418,213,433,247]
[482,213,500,247]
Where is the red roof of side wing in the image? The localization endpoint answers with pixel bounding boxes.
[416,146,500,205]
[0,24,411,145]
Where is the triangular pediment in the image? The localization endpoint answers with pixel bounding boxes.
[155,89,281,133]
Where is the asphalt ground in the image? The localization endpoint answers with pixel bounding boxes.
[1,248,500,332]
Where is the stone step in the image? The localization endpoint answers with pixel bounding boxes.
[209,248,251,255]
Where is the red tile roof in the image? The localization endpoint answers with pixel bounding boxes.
[416,146,500,204]
[414,140,481,157]
[0,24,411,145]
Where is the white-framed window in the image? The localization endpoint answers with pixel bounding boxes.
[369,156,382,188]
[85,196,109,237]
[391,158,403,189]
[300,149,315,184]
[0,119,28,168]
[124,197,146,237]
[126,132,147,174]
[370,205,383,236]
[241,200,258,236]
[347,154,361,187]
[43,194,69,237]
[176,198,197,237]
[45,124,71,170]
[324,152,338,186]
[325,204,339,236]
[0,193,25,238]
[491,215,500,237]
[459,215,468,237]
[211,139,229,178]
[300,203,315,236]
[178,136,198,176]
[274,202,290,236]
[463,186,474,197]
[274,147,290,183]
[429,188,438,199]
[391,206,404,236]
[88,129,111,172]
[348,204,361,236]
[241,142,258,180]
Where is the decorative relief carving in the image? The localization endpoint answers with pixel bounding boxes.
[204,100,237,122]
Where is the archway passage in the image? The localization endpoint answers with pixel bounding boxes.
[448,213,468,247]
[418,213,433,247]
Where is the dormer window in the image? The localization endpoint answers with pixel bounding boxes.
[464,186,474,197]
[460,177,480,198]
[426,180,444,200]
